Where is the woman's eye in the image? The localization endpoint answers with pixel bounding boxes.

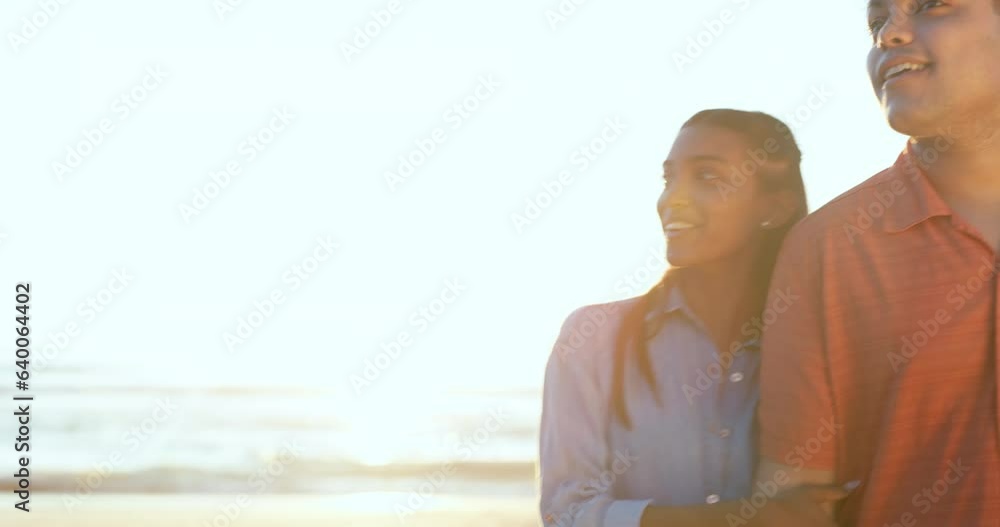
[696,170,719,182]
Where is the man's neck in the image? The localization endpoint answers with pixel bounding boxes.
[912,121,1000,200]
[912,122,1000,251]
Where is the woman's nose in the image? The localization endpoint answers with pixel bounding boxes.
[664,178,692,209]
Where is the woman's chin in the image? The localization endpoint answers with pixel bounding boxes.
[665,249,699,268]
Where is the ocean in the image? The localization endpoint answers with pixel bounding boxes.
[3,365,541,504]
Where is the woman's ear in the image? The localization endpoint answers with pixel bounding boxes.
[759,189,802,229]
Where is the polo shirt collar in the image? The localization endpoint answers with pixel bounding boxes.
[883,143,954,234]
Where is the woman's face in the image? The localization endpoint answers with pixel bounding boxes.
[657,124,775,268]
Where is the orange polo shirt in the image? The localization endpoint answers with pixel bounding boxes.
[760,145,1000,526]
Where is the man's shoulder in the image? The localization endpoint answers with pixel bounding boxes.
[787,164,901,244]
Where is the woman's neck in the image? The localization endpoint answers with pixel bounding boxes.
[676,253,759,351]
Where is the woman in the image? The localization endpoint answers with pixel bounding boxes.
[539,109,852,527]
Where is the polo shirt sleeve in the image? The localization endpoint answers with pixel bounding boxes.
[538,306,652,527]
[759,221,837,471]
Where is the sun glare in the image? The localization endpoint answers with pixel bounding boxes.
[347,387,435,467]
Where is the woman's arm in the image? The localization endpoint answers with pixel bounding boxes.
[539,306,651,527]
[539,305,852,527]
[639,484,853,527]
[639,502,745,526]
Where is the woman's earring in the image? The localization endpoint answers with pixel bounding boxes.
[760,220,772,228]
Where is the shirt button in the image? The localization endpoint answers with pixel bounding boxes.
[718,428,731,438]
[729,372,744,383]
[705,494,721,504]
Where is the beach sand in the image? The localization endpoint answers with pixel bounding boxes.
[2,493,538,526]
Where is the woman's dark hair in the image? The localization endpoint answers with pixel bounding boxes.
[610,109,809,429]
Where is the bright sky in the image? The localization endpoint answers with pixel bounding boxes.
[2,1,906,403]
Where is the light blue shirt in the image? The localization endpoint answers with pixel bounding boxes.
[538,283,761,526]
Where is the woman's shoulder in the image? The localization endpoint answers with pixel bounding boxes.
[562,296,644,328]
[548,296,645,366]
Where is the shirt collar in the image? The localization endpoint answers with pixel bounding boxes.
[882,143,954,234]
[644,276,688,321]
[643,276,762,351]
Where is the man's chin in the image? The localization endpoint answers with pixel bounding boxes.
[884,102,940,137]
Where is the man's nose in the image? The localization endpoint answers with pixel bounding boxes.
[875,7,916,49]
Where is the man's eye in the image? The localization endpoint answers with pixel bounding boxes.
[918,0,946,12]
[868,17,887,35]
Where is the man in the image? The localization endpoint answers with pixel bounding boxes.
[756,0,1000,525]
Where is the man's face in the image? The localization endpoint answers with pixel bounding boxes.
[866,0,1000,137]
